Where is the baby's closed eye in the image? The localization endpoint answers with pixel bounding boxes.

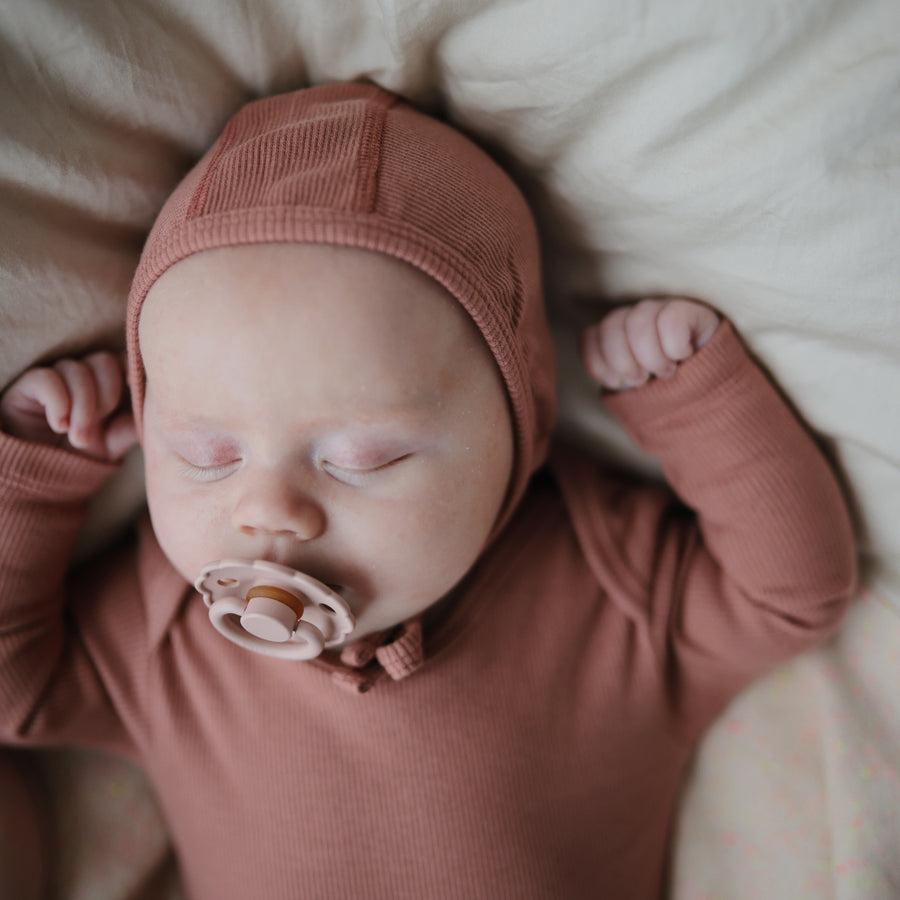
[170,436,243,482]
[320,452,412,486]
[175,455,242,483]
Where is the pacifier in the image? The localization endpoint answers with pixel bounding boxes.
[195,559,355,659]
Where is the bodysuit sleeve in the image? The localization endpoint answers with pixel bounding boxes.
[552,321,857,737]
[0,434,140,755]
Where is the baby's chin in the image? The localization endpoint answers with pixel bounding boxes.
[342,603,426,643]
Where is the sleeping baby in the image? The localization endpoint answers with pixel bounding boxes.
[0,82,856,899]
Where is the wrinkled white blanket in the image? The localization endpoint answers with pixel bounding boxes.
[2,1,898,897]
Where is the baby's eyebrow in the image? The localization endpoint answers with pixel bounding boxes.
[153,407,432,438]
[153,412,210,430]
[151,411,231,438]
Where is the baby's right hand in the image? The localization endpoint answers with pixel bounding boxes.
[0,352,137,462]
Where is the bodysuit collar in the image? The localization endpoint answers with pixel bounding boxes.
[316,617,425,693]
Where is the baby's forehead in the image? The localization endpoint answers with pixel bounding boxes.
[141,243,473,335]
[138,243,491,396]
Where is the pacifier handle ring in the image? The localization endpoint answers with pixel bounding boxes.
[207,594,326,660]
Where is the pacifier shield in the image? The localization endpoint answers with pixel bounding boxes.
[195,559,355,659]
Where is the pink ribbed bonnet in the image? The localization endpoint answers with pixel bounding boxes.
[126,82,556,528]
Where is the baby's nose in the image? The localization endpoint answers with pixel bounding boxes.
[232,475,325,541]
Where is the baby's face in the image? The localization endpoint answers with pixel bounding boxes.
[139,243,513,641]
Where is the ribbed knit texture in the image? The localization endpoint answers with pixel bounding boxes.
[0,322,857,899]
[125,83,555,533]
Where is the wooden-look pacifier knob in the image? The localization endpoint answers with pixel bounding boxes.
[240,585,305,642]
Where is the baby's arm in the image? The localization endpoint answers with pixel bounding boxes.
[569,297,856,727]
[580,298,720,391]
[0,352,136,461]
[0,355,138,748]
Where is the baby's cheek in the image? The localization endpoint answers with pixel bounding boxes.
[406,498,487,583]
[145,481,208,577]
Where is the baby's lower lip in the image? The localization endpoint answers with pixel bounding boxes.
[322,583,353,605]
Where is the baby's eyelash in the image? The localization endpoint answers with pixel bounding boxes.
[321,454,411,485]
[175,457,240,483]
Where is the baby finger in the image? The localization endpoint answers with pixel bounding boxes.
[623,301,678,379]
[593,308,644,388]
[83,351,127,419]
[53,359,99,449]
[1,368,72,437]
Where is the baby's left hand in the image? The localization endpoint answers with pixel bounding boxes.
[580,298,720,391]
